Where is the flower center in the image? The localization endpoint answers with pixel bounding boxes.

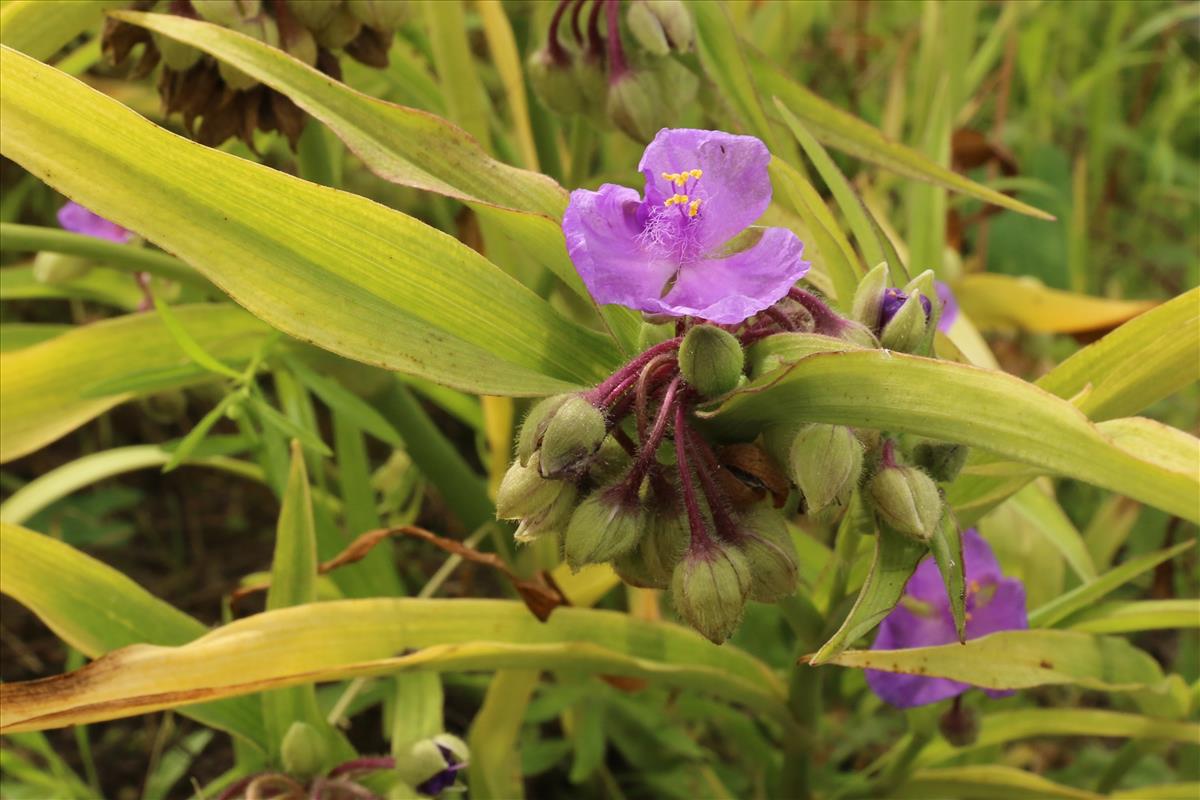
[661,169,704,217]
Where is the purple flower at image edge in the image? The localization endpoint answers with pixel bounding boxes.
[57,201,131,243]
[562,128,810,325]
[866,529,1027,708]
[415,745,467,797]
[936,280,959,332]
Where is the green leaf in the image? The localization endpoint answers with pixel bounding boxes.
[915,709,1200,767]
[163,393,240,472]
[0,522,266,748]
[809,529,927,665]
[0,322,71,351]
[1007,482,1097,581]
[750,52,1056,221]
[468,670,538,800]
[0,46,619,395]
[247,395,333,458]
[1,263,144,309]
[1112,784,1200,800]
[929,514,966,643]
[816,629,1169,694]
[1028,540,1195,628]
[284,355,402,448]
[0,599,789,735]
[893,765,1099,800]
[0,0,120,61]
[152,296,243,380]
[705,350,1200,523]
[0,304,269,463]
[1062,600,1200,635]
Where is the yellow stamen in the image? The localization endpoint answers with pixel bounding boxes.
[688,199,702,217]
[661,171,679,183]
[965,611,974,621]
[968,580,981,594]
[689,169,703,179]
[664,193,690,207]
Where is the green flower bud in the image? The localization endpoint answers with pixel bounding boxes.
[736,507,799,602]
[32,252,90,284]
[787,424,864,514]
[538,396,606,478]
[394,734,468,793]
[192,0,260,27]
[913,441,969,483]
[495,453,564,520]
[614,504,687,588]
[587,435,633,486]
[563,488,644,569]
[516,394,569,467]
[280,721,329,779]
[288,0,342,30]
[606,59,696,142]
[152,32,203,71]
[346,0,408,31]
[939,701,980,747]
[868,464,943,542]
[837,319,880,349]
[630,1,694,54]
[280,22,319,67]
[514,481,577,544]
[880,290,928,352]
[315,4,363,49]
[671,541,751,644]
[528,47,585,117]
[679,324,745,398]
[851,261,890,331]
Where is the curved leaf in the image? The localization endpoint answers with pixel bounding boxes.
[955,274,1157,334]
[895,766,1098,800]
[705,350,1199,522]
[0,46,619,395]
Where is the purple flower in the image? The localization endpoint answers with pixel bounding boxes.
[414,744,466,796]
[935,280,958,332]
[877,281,958,334]
[57,201,131,243]
[563,128,809,324]
[866,529,1028,708]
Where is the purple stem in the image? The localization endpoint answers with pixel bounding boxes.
[604,0,628,80]
[686,427,743,543]
[570,0,585,44]
[788,287,845,335]
[217,774,260,800]
[635,352,679,443]
[600,368,640,407]
[547,0,572,64]
[585,0,604,62]
[586,337,681,404]
[626,375,681,489]
[881,438,897,468]
[674,403,715,554]
[327,756,396,779]
[762,305,798,332]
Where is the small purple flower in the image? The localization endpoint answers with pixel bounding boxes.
[877,281,958,333]
[935,280,958,332]
[57,201,131,243]
[563,128,810,324]
[414,744,467,796]
[866,529,1028,708]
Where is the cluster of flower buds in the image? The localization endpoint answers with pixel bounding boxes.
[103,0,407,148]
[499,274,971,644]
[850,262,949,355]
[529,0,698,141]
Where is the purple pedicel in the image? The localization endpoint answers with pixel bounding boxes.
[865,529,1028,708]
[562,129,810,324]
[57,202,131,243]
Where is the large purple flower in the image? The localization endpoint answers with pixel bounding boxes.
[563,128,810,324]
[866,529,1028,708]
[57,201,131,243]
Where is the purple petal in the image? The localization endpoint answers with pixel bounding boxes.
[936,280,958,331]
[965,577,1028,639]
[866,670,972,709]
[638,128,772,253]
[866,602,968,708]
[658,228,809,324]
[961,528,1003,586]
[901,553,948,605]
[563,184,677,315]
[57,202,131,243]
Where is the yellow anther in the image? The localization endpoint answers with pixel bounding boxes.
[965,611,974,622]
[688,199,702,217]
[664,193,690,207]
[689,169,703,179]
[661,171,679,183]
[968,580,981,594]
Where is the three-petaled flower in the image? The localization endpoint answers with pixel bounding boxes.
[866,528,1028,708]
[563,128,809,324]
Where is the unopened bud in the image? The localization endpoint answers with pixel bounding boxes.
[851,262,890,331]
[395,735,467,796]
[495,453,565,520]
[587,435,633,486]
[192,0,260,27]
[835,319,880,349]
[281,721,329,779]
[516,394,569,467]
[606,69,659,142]
[614,504,687,588]
[879,290,929,352]
[514,484,576,544]
[627,2,669,55]
[538,396,606,478]
[315,4,363,50]
[563,488,643,569]
[32,252,90,284]
[346,0,408,31]
[679,324,745,397]
[288,0,341,30]
[786,424,863,513]
[152,32,203,71]
[939,701,980,747]
[280,22,318,67]
[628,1,694,54]
[736,508,799,602]
[528,47,585,117]
[913,441,969,483]
[868,464,943,542]
[671,540,751,644]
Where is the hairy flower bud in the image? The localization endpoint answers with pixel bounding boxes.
[736,507,799,602]
[783,423,864,514]
[880,289,929,352]
[514,484,576,544]
[538,396,607,478]
[346,0,408,31]
[835,319,880,349]
[627,1,670,55]
[913,441,969,483]
[679,324,745,397]
[495,453,565,520]
[315,4,363,50]
[516,394,569,467]
[280,21,319,67]
[563,488,644,569]
[395,735,468,796]
[280,721,329,779]
[851,262,890,331]
[192,0,260,27]
[672,540,751,644]
[288,0,341,30]
[868,464,943,542]
[528,47,587,117]
[614,504,688,588]
[606,60,697,142]
[628,1,694,54]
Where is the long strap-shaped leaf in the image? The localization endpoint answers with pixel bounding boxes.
[704,350,1199,522]
[0,598,789,735]
[0,46,619,396]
